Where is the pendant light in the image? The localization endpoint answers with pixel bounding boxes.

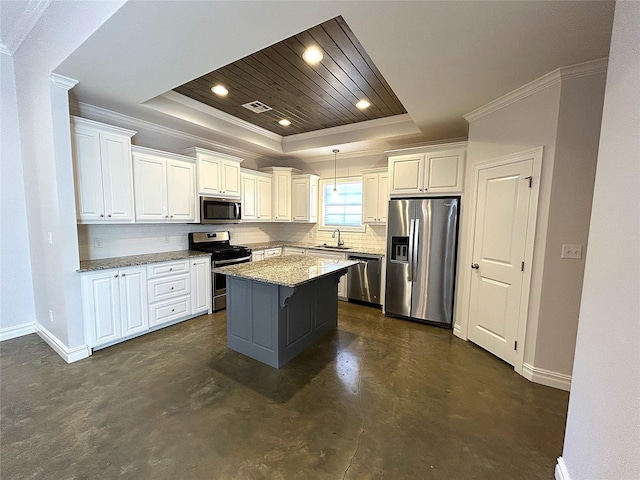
[332,149,339,194]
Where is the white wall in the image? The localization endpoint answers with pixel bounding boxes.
[559,1,640,478]
[0,52,36,336]
[458,66,607,384]
[11,1,125,350]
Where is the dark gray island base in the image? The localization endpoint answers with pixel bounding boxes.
[214,255,359,368]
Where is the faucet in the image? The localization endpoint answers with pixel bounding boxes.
[331,229,344,247]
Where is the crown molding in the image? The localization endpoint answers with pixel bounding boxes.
[156,91,283,142]
[131,145,196,163]
[71,100,267,162]
[385,139,468,156]
[464,58,609,123]
[50,73,79,90]
[2,0,52,55]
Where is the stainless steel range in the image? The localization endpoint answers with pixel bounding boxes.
[188,232,252,311]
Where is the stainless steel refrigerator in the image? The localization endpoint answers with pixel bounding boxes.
[385,198,459,327]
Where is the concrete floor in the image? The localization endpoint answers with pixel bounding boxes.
[1,302,569,479]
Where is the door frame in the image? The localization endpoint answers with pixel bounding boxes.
[456,147,543,374]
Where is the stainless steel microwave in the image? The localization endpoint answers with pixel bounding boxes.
[200,197,242,224]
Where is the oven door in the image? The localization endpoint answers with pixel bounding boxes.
[212,255,251,310]
[200,197,242,224]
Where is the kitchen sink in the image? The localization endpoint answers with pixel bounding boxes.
[313,244,351,250]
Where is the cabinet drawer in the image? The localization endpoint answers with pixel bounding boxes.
[264,248,282,258]
[149,295,191,326]
[147,260,189,279]
[148,273,190,302]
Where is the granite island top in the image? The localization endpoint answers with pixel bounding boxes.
[78,250,211,273]
[240,241,386,257]
[213,255,359,288]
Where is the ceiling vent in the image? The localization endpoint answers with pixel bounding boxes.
[242,101,273,113]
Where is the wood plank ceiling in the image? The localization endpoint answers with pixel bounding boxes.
[173,16,407,136]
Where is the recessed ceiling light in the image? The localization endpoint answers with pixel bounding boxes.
[356,99,371,110]
[278,119,291,126]
[302,47,323,65]
[211,85,229,96]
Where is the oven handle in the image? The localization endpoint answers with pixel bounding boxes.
[213,255,252,266]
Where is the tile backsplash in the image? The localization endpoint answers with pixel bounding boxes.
[78,222,387,260]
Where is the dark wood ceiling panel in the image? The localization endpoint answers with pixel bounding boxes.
[172,16,407,136]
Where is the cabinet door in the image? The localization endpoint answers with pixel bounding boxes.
[191,258,212,314]
[241,173,257,220]
[292,178,309,221]
[100,133,133,222]
[221,160,241,197]
[167,160,196,222]
[257,176,272,220]
[377,173,389,222]
[134,155,167,221]
[363,173,380,223]
[273,172,291,221]
[198,155,221,196]
[83,271,121,347]
[73,127,105,221]
[252,251,265,262]
[390,155,424,194]
[309,179,318,223]
[425,151,465,193]
[306,251,347,299]
[119,268,148,337]
[264,248,282,258]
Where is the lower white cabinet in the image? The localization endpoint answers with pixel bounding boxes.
[82,266,149,348]
[264,248,282,258]
[82,256,211,350]
[251,250,265,262]
[283,247,306,256]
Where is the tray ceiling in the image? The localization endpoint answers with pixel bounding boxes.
[172,16,407,136]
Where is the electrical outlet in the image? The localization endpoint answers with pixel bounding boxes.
[48,310,54,323]
[95,238,103,248]
[561,244,583,259]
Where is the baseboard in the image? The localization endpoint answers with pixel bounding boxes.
[555,457,571,480]
[522,362,572,391]
[35,323,90,363]
[0,321,36,341]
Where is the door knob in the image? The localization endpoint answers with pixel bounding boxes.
[471,263,480,269]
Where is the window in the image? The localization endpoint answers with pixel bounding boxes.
[318,177,365,232]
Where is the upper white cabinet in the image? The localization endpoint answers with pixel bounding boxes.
[241,169,272,222]
[362,168,389,224]
[132,146,197,223]
[71,117,136,223]
[292,174,319,223]
[388,143,466,196]
[261,167,301,222]
[183,147,242,198]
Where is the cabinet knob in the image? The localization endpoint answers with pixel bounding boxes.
[171,309,175,312]
[100,214,105,218]
[170,215,174,218]
[169,268,173,271]
[121,273,125,277]
[114,274,118,278]
[171,287,174,290]
[107,214,112,218]
[471,263,480,270]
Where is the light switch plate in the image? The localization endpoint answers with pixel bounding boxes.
[561,244,583,259]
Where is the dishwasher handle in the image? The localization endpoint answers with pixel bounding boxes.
[348,255,381,263]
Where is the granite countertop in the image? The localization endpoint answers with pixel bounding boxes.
[213,255,360,288]
[241,241,386,257]
[78,250,211,273]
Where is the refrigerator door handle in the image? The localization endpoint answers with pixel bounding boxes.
[412,219,420,283]
[408,219,415,282]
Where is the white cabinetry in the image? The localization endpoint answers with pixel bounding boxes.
[292,174,319,223]
[132,146,196,223]
[362,168,389,224]
[306,250,348,299]
[241,169,272,221]
[190,257,212,315]
[147,259,191,327]
[283,247,306,256]
[184,147,243,198]
[82,266,148,348]
[264,248,282,258]
[251,250,264,262]
[261,167,301,222]
[71,117,136,223]
[388,143,466,195]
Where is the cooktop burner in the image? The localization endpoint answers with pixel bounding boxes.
[188,231,251,261]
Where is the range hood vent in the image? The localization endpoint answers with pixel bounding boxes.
[242,101,273,113]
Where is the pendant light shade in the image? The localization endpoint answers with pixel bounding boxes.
[332,149,339,194]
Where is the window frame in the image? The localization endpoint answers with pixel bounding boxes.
[318,176,366,232]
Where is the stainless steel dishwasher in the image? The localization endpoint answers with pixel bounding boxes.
[347,254,382,305]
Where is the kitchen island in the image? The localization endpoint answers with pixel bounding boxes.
[213,255,359,368]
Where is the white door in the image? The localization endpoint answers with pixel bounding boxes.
[390,154,424,194]
[167,160,196,222]
[257,176,272,220]
[100,132,133,221]
[134,155,167,221]
[73,127,105,221]
[292,178,308,221]
[198,155,221,196]
[425,150,464,193]
[84,271,121,346]
[468,158,534,365]
[363,173,379,222]
[241,174,257,220]
[190,258,211,314]
[119,267,148,337]
[273,172,291,221]
[221,160,241,197]
[377,173,389,222]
